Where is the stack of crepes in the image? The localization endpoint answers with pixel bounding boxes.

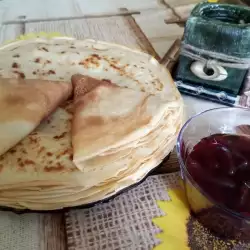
[0,38,183,210]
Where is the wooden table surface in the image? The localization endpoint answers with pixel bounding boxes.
[0,1,226,249]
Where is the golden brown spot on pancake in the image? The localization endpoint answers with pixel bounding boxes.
[17,157,25,169]
[79,55,100,68]
[102,57,128,76]
[13,54,20,58]
[102,79,112,83]
[47,152,53,157]
[79,60,87,68]
[48,70,56,75]
[12,62,19,68]
[39,47,48,52]
[24,159,35,165]
[9,149,16,154]
[34,58,41,63]
[44,164,65,172]
[111,59,119,65]
[110,63,120,70]
[69,154,73,161]
[91,54,101,60]
[29,136,38,144]
[13,71,25,79]
[18,162,25,169]
[21,148,27,154]
[53,132,67,140]
[61,148,71,155]
[43,61,52,67]
[38,146,45,154]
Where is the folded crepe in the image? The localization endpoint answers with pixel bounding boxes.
[71,74,179,171]
[0,77,72,155]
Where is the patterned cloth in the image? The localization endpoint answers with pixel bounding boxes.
[65,173,180,250]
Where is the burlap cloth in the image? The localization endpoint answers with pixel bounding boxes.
[65,173,180,250]
[0,172,180,250]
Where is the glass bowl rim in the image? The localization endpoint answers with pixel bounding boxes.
[176,106,250,221]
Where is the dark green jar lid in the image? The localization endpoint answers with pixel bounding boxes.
[184,3,250,58]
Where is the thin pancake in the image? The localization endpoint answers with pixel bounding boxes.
[72,74,176,169]
[0,77,72,155]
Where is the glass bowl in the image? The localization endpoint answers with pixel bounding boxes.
[176,107,250,240]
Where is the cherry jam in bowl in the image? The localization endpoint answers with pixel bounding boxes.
[177,107,250,240]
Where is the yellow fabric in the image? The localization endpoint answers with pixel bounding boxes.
[152,188,190,250]
[4,32,65,44]
[152,185,249,250]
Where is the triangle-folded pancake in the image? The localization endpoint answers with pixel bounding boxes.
[78,109,182,172]
[0,77,72,155]
[71,74,178,170]
[100,105,182,156]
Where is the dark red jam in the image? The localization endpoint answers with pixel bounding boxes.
[186,133,250,216]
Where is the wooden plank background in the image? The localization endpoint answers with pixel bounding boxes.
[0,0,192,56]
[0,0,244,56]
